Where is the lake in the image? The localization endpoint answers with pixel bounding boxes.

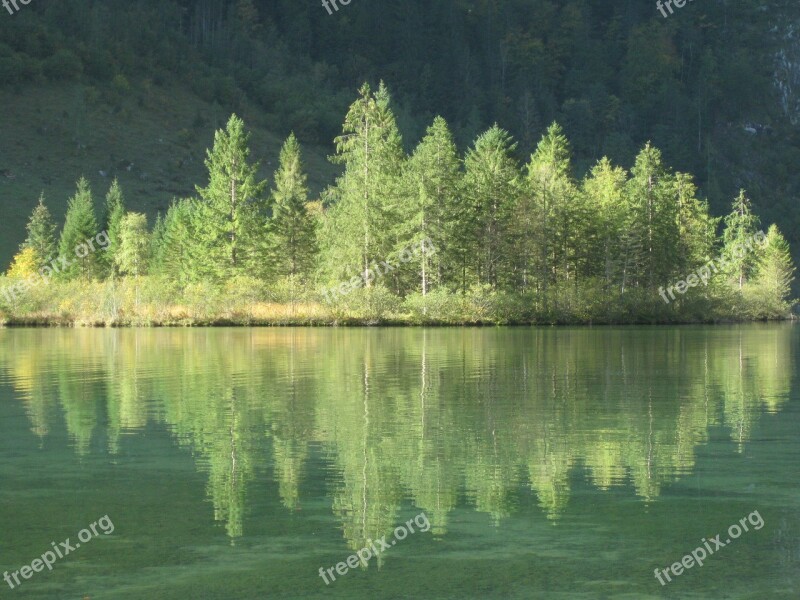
[0,326,798,599]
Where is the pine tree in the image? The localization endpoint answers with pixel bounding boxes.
[115,213,151,277]
[102,179,126,276]
[322,82,405,288]
[581,158,628,293]
[58,178,99,280]
[721,190,761,290]
[156,199,201,284]
[22,193,57,271]
[672,172,716,276]
[401,116,460,295]
[625,144,679,289]
[523,123,578,295]
[461,125,520,290]
[753,224,794,314]
[195,114,267,281]
[266,133,318,283]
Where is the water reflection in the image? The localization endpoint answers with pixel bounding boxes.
[0,326,792,557]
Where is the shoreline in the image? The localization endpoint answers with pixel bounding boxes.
[0,315,794,328]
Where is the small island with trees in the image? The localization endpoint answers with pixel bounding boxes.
[0,83,794,326]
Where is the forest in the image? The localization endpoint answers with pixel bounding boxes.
[2,0,800,263]
[0,83,794,325]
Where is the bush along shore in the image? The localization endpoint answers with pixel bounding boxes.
[0,277,795,327]
[1,83,795,327]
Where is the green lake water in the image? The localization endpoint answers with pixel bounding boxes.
[0,325,798,599]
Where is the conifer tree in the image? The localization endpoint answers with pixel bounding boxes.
[523,123,578,295]
[266,133,317,282]
[322,82,405,287]
[461,125,520,290]
[195,114,267,281]
[581,158,628,293]
[58,177,99,280]
[115,213,151,277]
[722,190,761,290]
[401,116,460,295]
[102,179,126,276]
[22,193,57,271]
[754,224,794,313]
[625,144,679,289]
[156,199,201,285]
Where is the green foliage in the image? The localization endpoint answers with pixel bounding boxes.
[2,89,795,325]
[115,213,150,278]
[153,199,201,285]
[400,116,461,295]
[460,126,520,290]
[102,179,126,276]
[722,190,761,290]
[22,194,57,271]
[195,114,268,281]
[322,83,405,286]
[58,178,99,280]
[265,134,317,282]
[752,225,795,317]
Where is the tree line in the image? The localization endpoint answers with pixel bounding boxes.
[3,83,795,324]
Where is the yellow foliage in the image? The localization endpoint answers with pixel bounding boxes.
[7,247,38,279]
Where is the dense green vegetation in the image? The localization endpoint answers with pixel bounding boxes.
[2,1,800,271]
[0,84,794,325]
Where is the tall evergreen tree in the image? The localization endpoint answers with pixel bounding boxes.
[22,193,57,271]
[754,224,795,313]
[522,123,578,295]
[195,114,267,281]
[322,82,405,288]
[461,125,520,290]
[155,199,201,285]
[266,133,317,282]
[581,158,628,293]
[401,116,460,295]
[58,177,99,280]
[722,190,761,290]
[115,213,151,277]
[624,144,679,289]
[102,179,126,276]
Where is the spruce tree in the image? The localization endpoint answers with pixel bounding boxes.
[266,133,317,282]
[22,193,57,271]
[461,125,520,290]
[156,199,201,285]
[322,82,405,288]
[754,224,794,313]
[58,178,99,280]
[625,144,679,289]
[401,116,460,295]
[721,190,761,290]
[523,123,578,295]
[102,179,126,276]
[195,114,267,281]
[581,158,628,293]
[115,213,150,277]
